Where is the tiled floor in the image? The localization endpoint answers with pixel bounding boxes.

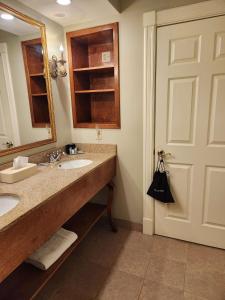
[37,219,225,300]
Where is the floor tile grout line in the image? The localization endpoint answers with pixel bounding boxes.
[93,230,133,300]
[183,243,190,295]
[93,264,114,300]
[137,278,145,300]
[137,237,155,300]
[183,255,188,297]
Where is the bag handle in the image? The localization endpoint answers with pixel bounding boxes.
[156,151,170,173]
[156,158,165,172]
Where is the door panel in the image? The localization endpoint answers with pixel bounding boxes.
[167,163,192,221]
[167,77,197,144]
[214,31,225,60]
[169,35,201,65]
[208,74,225,145]
[155,15,225,249]
[203,166,225,228]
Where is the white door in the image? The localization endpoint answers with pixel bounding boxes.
[155,15,225,249]
[0,43,20,149]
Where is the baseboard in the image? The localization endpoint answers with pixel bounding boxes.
[114,218,143,232]
[143,217,154,235]
[99,215,143,232]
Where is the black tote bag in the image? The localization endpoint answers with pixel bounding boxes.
[147,160,175,203]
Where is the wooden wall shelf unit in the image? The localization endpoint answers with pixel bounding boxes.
[22,38,50,128]
[67,23,120,129]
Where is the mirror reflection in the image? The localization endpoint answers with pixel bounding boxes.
[0,9,52,151]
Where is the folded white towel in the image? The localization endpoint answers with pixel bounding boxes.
[26,228,78,270]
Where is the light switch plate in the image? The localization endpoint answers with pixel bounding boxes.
[102,51,111,63]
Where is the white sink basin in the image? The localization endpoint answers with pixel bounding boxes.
[0,194,20,216]
[58,159,93,170]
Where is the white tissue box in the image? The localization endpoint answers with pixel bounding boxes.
[0,163,38,184]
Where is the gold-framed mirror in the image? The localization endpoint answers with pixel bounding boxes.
[0,2,56,157]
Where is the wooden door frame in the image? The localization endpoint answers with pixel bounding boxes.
[0,43,21,146]
[143,0,225,235]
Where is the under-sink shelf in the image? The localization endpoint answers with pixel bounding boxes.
[0,203,107,300]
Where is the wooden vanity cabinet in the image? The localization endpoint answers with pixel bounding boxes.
[0,157,116,299]
[67,23,120,129]
[21,38,50,128]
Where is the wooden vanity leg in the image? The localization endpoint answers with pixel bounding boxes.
[107,181,117,233]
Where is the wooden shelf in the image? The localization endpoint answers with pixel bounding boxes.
[76,122,120,129]
[32,93,47,96]
[74,65,114,72]
[67,22,120,129]
[0,203,107,300]
[29,73,45,77]
[75,89,115,94]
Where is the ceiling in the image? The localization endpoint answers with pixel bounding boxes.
[0,9,40,36]
[18,0,120,27]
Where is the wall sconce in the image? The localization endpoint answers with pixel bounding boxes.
[49,44,67,79]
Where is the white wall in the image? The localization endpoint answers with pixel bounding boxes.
[0,0,71,164]
[64,0,206,224]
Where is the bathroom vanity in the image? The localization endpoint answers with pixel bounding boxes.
[0,146,116,299]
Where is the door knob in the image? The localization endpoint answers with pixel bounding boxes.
[157,150,172,159]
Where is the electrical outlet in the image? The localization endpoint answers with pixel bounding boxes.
[96,125,102,141]
[46,125,52,139]
[102,51,111,63]
[96,129,102,141]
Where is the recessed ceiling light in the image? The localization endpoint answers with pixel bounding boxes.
[56,0,71,5]
[1,13,14,20]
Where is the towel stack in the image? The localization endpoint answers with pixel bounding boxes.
[26,228,78,270]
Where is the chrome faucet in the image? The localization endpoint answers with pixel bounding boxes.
[47,150,65,163]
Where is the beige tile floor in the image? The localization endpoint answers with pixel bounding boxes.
[37,219,225,300]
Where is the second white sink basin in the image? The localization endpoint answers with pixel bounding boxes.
[0,194,20,216]
[58,159,93,170]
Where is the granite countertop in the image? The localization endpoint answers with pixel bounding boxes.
[0,147,116,232]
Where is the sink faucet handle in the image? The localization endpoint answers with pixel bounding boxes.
[46,149,64,163]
